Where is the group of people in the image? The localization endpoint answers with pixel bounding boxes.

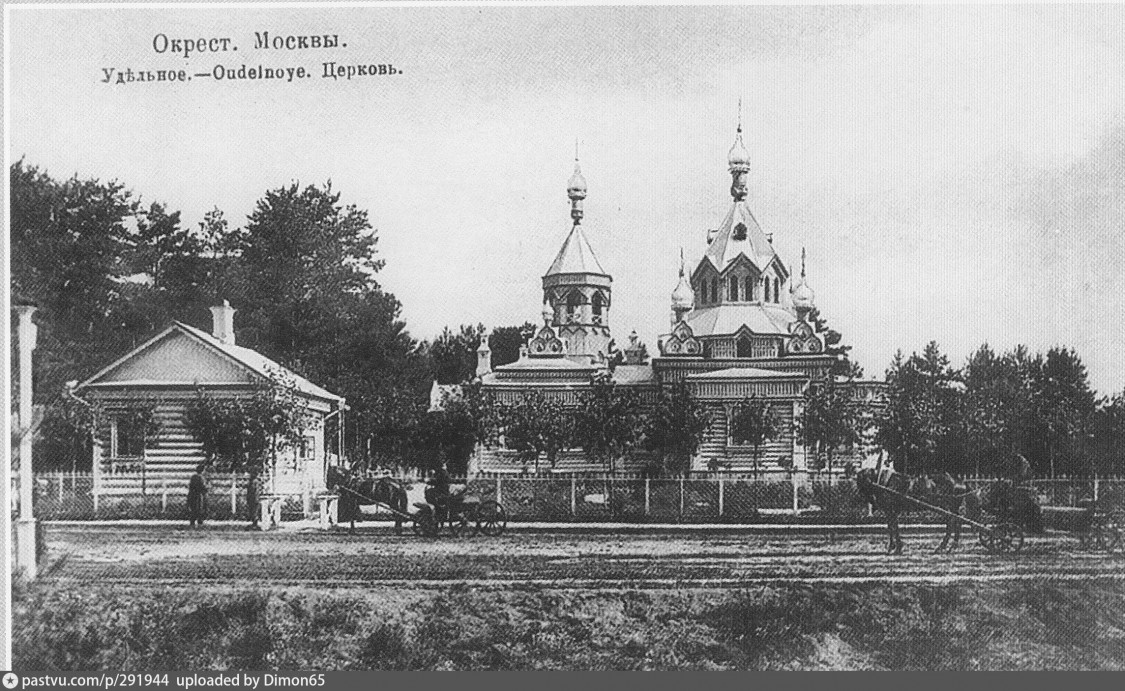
[184,462,453,528]
[184,464,267,529]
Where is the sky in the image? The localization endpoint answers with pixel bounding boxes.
[8,3,1125,394]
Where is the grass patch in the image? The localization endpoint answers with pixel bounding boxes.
[14,579,1125,670]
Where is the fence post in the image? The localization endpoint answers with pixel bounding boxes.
[679,477,685,520]
[496,476,502,505]
[1094,476,1100,504]
[792,478,799,515]
[161,477,167,514]
[58,471,64,501]
[718,477,725,517]
[645,478,650,516]
[231,475,238,516]
[570,477,576,517]
[93,489,99,516]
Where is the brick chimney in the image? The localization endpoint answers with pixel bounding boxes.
[209,300,236,345]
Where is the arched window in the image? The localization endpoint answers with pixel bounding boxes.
[744,276,755,302]
[710,279,718,304]
[566,292,581,323]
[773,278,780,303]
[736,335,752,358]
[729,275,739,301]
[763,277,771,303]
[592,292,604,324]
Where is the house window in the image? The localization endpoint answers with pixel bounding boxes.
[592,292,604,324]
[736,335,753,358]
[773,278,780,303]
[710,280,718,304]
[744,276,755,302]
[763,278,771,303]
[729,275,739,301]
[111,419,146,458]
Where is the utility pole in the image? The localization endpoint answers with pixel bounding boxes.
[15,305,38,580]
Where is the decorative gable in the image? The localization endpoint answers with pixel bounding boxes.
[527,324,567,356]
[88,329,256,385]
[785,317,825,355]
[660,320,703,356]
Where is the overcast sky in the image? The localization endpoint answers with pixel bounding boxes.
[8,4,1125,394]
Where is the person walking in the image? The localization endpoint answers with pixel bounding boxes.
[187,463,208,527]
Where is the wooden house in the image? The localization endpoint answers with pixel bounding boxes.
[74,302,346,502]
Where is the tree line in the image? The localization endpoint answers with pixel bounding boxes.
[12,160,1125,478]
[10,161,531,473]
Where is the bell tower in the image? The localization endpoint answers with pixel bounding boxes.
[541,153,613,364]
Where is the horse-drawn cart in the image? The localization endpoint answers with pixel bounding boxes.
[338,482,508,538]
[869,477,1123,555]
[867,479,1027,554]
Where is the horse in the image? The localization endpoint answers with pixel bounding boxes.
[852,466,967,554]
[326,467,410,535]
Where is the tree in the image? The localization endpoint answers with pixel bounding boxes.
[425,324,486,385]
[494,391,575,474]
[1091,390,1125,476]
[489,323,537,369]
[874,342,964,475]
[807,307,863,378]
[962,344,1038,477]
[184,372,312,506]
[730,396,781,476]
[1032,347,1096,477]
[644,383,710,476]
[412,382,499,476]
[796,380,866,474]
[573,372,648,474]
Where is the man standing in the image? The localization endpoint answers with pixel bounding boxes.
[187,464,208,527]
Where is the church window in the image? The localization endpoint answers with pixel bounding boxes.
[592,292,604,324]
[566,292,581,323]
[729,275,739,301]
[733,222,747,241]
[745,276,755,302]
[736,335,752,358]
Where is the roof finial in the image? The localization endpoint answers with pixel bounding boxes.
[679,247,685,277]
[567,144,587,225]
[801,247,807,279]
[737,97,742,133]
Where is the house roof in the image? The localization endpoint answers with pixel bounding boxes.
[545,224,608,277]
[76,321,344,404]
[611,365,658,386]
[701,201,782,276]
[682,303,796,337]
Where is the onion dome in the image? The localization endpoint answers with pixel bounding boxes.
[790,248,816,312]
[671,249,694,311]
[728,127,751,171]
[567,161,587,200]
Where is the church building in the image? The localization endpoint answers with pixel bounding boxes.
[473,122,881,475]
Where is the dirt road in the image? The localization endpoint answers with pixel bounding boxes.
[39,523,1125,588]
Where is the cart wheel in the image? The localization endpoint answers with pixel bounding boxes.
[991,523,1024,554]
[414,509,438,538]
[476,500,507,537]
[978,526,995,552]
[450,510,472,538]
[1095,514,1122,553]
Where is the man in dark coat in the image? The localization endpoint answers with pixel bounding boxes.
[187,463,208,527]
[247,467,262,529]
